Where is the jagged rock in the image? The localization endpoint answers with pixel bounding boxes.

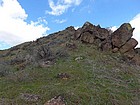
[74,22,94,40]
[111,23,135,48]
[94,26,109,40]
[100,36,112,51]
[44,96,65,105]
[119,38,138,53]
[66,26,75,32]
[60,26,76,40]
[82,22,109,40]
[82,21,94,33]
[74,22,109,45]
[80,32,95,43]
[65,26,76,37]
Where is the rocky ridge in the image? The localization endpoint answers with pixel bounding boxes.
[1,21,140,68]
[74,22,140,65]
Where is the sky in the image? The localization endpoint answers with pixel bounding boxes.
[0,0,140,50]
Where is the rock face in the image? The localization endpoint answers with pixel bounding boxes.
[80,32,95,43]
[74,22,140,65]
[75,22,109,44]
[111,23,134,48]
[119,38,138,53]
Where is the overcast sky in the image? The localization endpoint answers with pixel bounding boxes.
[0,0,140,49]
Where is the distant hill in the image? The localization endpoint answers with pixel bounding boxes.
[0,22,140,105]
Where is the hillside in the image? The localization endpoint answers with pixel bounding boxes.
[0,22,140,105]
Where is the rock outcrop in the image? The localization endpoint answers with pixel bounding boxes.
[111,23,135,48]
[74,22,140,65]
[1,21,140,67]
[75,22,109,44]
[119,38,138,53]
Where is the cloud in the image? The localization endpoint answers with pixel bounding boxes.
[0,0,49,49]
[46,0,82,16]
[80,5,92,14]
[54,19,67,24]
[108,26,118,32]
[130,13,140,47]
[74,26,80,30]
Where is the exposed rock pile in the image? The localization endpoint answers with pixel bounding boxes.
[74,22,140,65]
[2,21,140,66]
[44,96,65,105]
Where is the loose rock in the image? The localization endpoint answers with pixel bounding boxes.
[44,96,66,105]
[119,38,138,53]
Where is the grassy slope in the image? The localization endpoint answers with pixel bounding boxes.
[0,42,140,105]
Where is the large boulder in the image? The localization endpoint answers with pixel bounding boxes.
[119,38,138,53]
[100,36,112,51]
[94,26,109,40]
[74,22,109,44]
[82,22,109,40]
[81,21,94,33]
[111,23,135,48]
[80,32,95,43]
[74,22,94,40]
